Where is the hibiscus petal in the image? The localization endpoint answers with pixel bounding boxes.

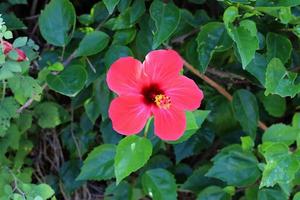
[143,49,183,82]
[109,95,151,135]
[163,76,204,111]
[152,106,186,141]
[106,57,145,95]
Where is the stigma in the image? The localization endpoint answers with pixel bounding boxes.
[154,94,171,109]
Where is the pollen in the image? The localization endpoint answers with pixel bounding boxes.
[154,94,171,109]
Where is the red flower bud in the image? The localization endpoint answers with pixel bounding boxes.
[2,41,13,54]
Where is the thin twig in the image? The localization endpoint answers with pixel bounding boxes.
[183,59,268,131]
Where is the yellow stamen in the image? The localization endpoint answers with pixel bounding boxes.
[154,94,171,109]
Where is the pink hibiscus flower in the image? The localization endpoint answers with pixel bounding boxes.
[107,49,204,141]
[1,40,27,62]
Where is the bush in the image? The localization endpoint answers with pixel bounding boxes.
[1,0,300,199]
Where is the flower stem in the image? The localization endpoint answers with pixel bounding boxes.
[144,118,152,138]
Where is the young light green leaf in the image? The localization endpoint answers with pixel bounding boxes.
[150,0,181,49]
[142,168,177,200]
[262,124,299,146]
[77,144,116,181]
[0,97,19,136]
[34,102,69,128]
[232,89,259,138]
[38,0,76,46]
[259,142,300,188]
[47,64,87,97]
[114,135,152,184]
[75,31,110,57]
[265,58,300,97]
[223,7,259,68]
[8,75,43,105]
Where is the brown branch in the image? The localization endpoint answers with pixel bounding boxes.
[183,59,268,131]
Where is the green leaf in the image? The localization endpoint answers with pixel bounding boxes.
[294,192,300,200]
[0,60,22,80]
[196,186,231,200]
[265,58,300,97]
[114,135,152,184]
[77,144,116,181]
[75,31,110,57]
[112,28,137,45]
[259,142,300,188]
[169,110,210,144]
[262,124,299,146]
[20,183,55,199]
[241,136,254,151]
[206,144,260,186]
[104,181,133,200]
[223,7,259,68]
[266,32,292,64]
[258,92,286,117]
[38,0,76,46]
[0,97,19,135]
[130,0,146,23]
[256,0,300,7]
[142,168,177,200]
[104,45,133,67]
[245,53,267,85]
[150,0,181,49]
[47,64,87,97]
[8,75,43,105]
[103,0,120,14]
[12,37,27,48]
[181,165,223,194]
[196,22,231,72]
[34,102,69,128]
[232,89,259,138]
[257,188,287,200]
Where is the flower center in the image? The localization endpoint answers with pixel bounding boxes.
[141,83,171,109]
[154,94,171,109]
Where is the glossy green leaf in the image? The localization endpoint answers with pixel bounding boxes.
[150,0,181,49]
[77,144,116,181]
[196,22,231,72]
[75,31,110,57]
[256,0,300,7]
[258,188,288,200]
[181,165,223,193]
[103,0,120,14]
[114,135,152,184]
[38,0,76,46]
[142,168,177,200]
[47,65,87,97]
[232,89,259,138]
[206,144,260,186]
[196,186,231,200]
[266,32,292,64]
[104,45,133,67]
[130,0,146,23]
